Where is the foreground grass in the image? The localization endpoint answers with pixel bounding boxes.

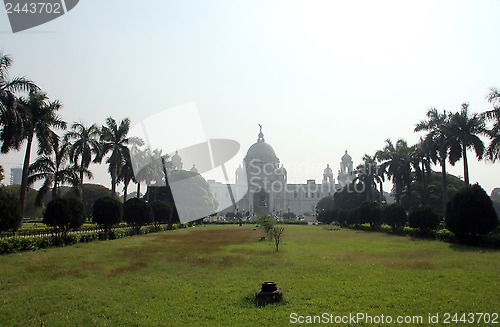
[0,225,498,326]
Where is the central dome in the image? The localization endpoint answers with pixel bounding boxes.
[244,125,279,163]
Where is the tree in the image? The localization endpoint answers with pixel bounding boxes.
[64,122,101,184]
[118,152,135,203]
[17,91,66,221]
[132,148,166,198]
[446,103,485,186]
[376,139,415,206]
[28,141,80,205]
[257,215,275,239]
[150,200,173,227]
[358,201,382,228]
[382,204,407,230]
[64,183,118,218]
[98,117,143,195]
[412,137,433,206]
[0,165,3,184]
[415,108,451,214]
[445,183,498,242]
[354,155,384,202]
[332,182,366,211]
[92,196,122,231]
[0,186,21,231]
[123,198,153,231]
[408,207,440,233]
[0,52,39,153]
[483,88,500,162]
[43,197,84,235]
[272,227,284,252]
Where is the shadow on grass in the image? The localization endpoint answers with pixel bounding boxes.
[240,293,289,308]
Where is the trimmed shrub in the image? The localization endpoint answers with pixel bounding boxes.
[92,197,122,231]
[382,204,407,229]
[358,202,382,227]
[445,183,499,242]
[317,210,334,225]
[123,198,153,231]
[44,198,72,234]
[0,187,21,231]
[151,200,173,227]
[408,206,440,232]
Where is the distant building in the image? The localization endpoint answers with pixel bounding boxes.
[206,126,355,216]
[10,167,22,185]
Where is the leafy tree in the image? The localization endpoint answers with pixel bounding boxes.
[408,206,440,232]
[358,201,382,228]
[446,103,485,186]
[64,183,119,218]
[28,141,80,205]
[0,165,4,184]
[123,198,153,231]
[445,183,498,242]
[382,204,407,229]
[0,52,39,153]
[98,117,143,195]
[317,209,334,225]
[316,195,334,212]
[92,196,122,231]
[272,227,284,252]
[150,200,173,227]
[257,215,275,238]
[415,108,452,214]
[43,198,84,235]
[0,186,21,231]
[4,185,44,219]
[118,151,135,203]
[282,212,296,219]
[16,91,66,220]
[332,182,366,211]
[64,122,101,184]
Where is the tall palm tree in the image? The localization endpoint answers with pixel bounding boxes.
[483,88,500,162]
[354,154,383,202]
[64,122,101,184]
[415,108,450,214]
[18,91,66,218]
[28,141,81,205]
[0,52,39,153]
[118,152,135,203]
[98,117,143,195]
[446,103,485,186]
[412,137,433,205]
[376,139,414,206]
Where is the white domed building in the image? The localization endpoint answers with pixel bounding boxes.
[208,126,355,217]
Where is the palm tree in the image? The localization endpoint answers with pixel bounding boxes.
[446,103,485,186]
[18,91,66,218]
[133,148,169,197]
[354,154,383,202]
[28,141,81,205]
[376,139,414,206]
[98,117,143,195]
[118,152,136,203]
[412,137,433,205]
[64,122,101,184]
[483,88,500,162]
[0,52,39,153]
[415,108,451,214]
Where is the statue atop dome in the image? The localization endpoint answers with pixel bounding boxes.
[257,124,265,142]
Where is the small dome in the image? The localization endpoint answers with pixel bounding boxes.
[341,150,352,163]
[324,164,332,173]
[172,150,181,162]
[190,164,198,173]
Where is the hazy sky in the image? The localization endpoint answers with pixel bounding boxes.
[1,0,499,194]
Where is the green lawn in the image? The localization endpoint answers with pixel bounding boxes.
[0,225,498,326]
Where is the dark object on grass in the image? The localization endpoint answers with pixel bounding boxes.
[256,281,283,306]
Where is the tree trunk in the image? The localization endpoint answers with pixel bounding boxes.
[123,181,128,203]
[52,181,58,200]
[136,182,141,198]
[440,156,448,215]
[80,156,85,184]
[379,182,384,203]
[111,163,117,195]
[19,135,33,226]
[462,145,469,186]
[407,182,412,210]
[421,161,427,206]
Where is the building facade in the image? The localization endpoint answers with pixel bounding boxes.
[207,127,355,217]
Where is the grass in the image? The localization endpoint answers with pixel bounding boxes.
[0,225,499,326]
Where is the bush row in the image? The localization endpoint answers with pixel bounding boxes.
[0,223,193,255]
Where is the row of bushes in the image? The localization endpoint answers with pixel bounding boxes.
[0,223,194,255]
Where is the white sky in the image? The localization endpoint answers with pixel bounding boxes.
[1,0,499,194]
